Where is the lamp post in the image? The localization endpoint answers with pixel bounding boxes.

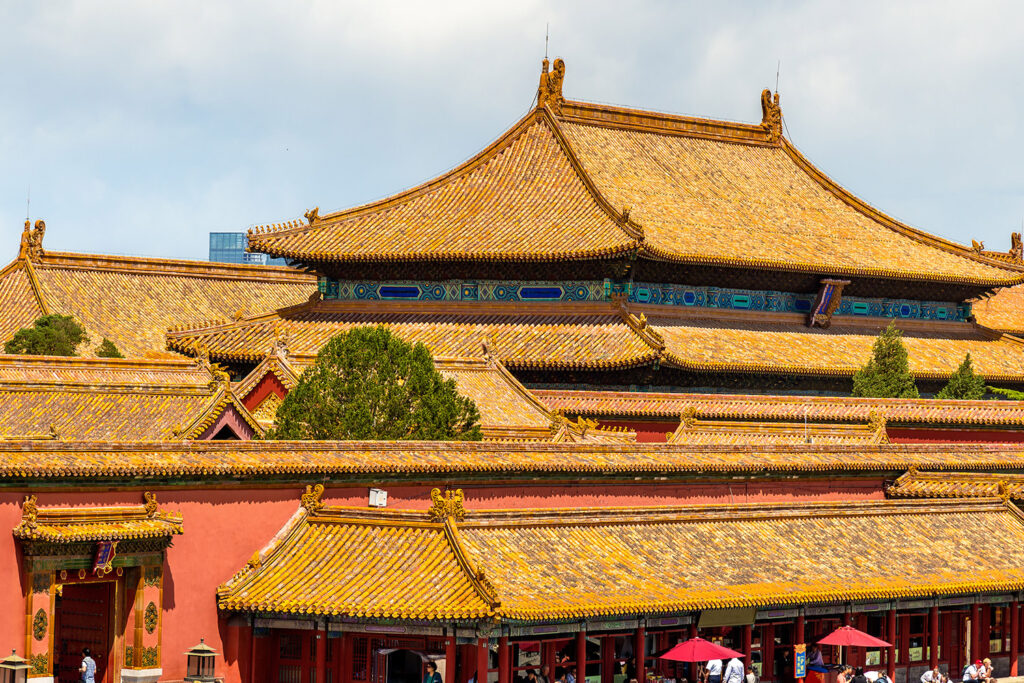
[0,650,29,683]
[184,639,218,683]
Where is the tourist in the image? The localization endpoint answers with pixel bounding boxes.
[807,646,824,668]
[567,667,577,683]
[852,667,868,683]
[79,648,96,683]
[963,661,982,682]
[724,657,744,683]
[745,666,759,683]
[706,659,723,683]
[527,671,540,683]
[980,659,994,683]
[837,665,852,683]
[875,671,892,683]
[423,662,442,683]
[922,667,941,683]
[540,665,552,683]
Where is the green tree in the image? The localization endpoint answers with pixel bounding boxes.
[268,325,482,440]
[936,353,986,400]
[988,386,1024,400]
[3,315,87,356]
[851,320,919,398]
[96,338,124,359]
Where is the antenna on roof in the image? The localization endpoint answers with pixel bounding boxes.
[545,23,549,60]
[775,59,780,94]
[25,186,30,221]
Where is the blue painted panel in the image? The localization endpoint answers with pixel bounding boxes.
[379,286,421,299]
[519,286,563,300]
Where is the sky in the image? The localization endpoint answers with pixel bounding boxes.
[1,1,1023,262]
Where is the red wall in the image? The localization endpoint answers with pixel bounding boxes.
[888,427,1024,443]
[596,420,679,442]
[0,476,885,683]
[241,373,288,411]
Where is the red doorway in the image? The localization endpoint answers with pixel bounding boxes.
[54,582,113,683]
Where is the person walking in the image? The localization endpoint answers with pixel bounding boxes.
[540,665,552,683]
[79,649,96,683]
[723,657,744,683]
[706,659,723,683]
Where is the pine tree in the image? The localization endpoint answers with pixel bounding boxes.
[3,315,87,356]
[851,320,919,398]
[267,325,482,441]
[96,338,124,358]
[936,353,986,400]
[988,386,1024,400]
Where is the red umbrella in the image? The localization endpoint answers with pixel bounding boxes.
[817,626,892,648]
[660,638,745,662]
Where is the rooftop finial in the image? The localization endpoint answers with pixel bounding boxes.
[537,57,565,114]
[18,219,46,261]
[760,89,782,144]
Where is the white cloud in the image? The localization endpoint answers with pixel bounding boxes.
[1,0,1023,260]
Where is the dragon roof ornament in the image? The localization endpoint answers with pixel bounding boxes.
[760,89,782,144]
[537,58,566,114]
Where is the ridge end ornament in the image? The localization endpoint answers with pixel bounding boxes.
[143,491,158,517]
[760,89,782,144]
[304,207,320,225]
[537,58,566,114]
[428,488,466,522]
[301,483,325,513]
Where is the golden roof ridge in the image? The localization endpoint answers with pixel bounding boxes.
[32,249,314,282]
[780,138,1024,285]
[248,109,640,262]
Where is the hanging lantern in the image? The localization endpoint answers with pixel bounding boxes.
[184,639,217,683]
[0,650,29,683]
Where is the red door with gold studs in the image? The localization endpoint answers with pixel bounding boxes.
[54,582,113,683]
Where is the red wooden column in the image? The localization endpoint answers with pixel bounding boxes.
[1011,602,1020,676]
[688,624,698,683]
[763,625,775,681]
[886,609,896,681]
[478,639,490,683]
[635,626,646,683]
[929,606,939,670]
[602,636,615,683]
[315,622,327,683]
[656,632,669,676]
[499,637,510,683]
[340,634,353,683]
[795,615,805,682]
[446,637,457,683]
[742,625,752,662]
[576,631,587,683]
[972,603,982,664]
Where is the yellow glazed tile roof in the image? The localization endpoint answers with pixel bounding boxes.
[218,507,493,619]
[171,299,1024,381]
[247,112,637,263]
[668,418,886,446]
[537,389,1024,426]
[888,470,1024,500]
[246,74,1020,286]
[0,261,45,345]
[167,300,660,371]
[0,247,317,359]
[220,497,1024,620]
[651,313,1024,381]
[12,492,183,542]
[0,355,261,441]
[556,104,1017,284]
[8,440,1024,480]
[974,284,1024,334]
